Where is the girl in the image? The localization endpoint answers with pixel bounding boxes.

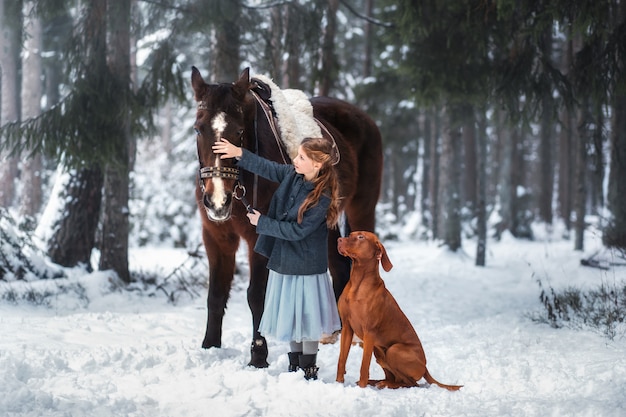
[213,136,341,380]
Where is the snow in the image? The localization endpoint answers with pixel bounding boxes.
[1,226,625,417]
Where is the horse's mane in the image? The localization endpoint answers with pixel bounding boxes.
[251,74,322,159]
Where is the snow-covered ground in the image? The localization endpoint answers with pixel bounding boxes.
[1,227,625,417]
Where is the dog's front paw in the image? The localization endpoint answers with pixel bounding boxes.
[357,379,369,388]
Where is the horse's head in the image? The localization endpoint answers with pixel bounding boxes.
[191,66,255,222]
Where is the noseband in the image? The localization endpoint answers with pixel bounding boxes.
[199,166,239,181]
[198,164,253,213]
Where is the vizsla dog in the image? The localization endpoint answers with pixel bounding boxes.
[336,231,462,390]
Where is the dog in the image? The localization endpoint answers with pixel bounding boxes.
[336,231,462,390]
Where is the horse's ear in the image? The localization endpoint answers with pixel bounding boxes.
[233,67,252,101]
[191,66,206,98]
[239,67,250,82]
[377,241,393,272]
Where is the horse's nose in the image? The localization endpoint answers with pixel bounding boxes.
[202,190,234,221]
[203,190,232,207]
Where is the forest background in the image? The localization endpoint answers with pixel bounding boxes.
[0,0,625,304]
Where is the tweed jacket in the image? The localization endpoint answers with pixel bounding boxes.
[237,149,331,275]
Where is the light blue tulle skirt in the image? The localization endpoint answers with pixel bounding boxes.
[258,270,341,342]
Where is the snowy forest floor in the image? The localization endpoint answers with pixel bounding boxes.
[1,224,625,417]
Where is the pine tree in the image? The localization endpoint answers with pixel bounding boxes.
[1,0,186,279]
[0,0,22,208]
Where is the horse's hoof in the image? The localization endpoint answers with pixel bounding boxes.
[248,338,269,368]
[248,358,270,368]
[201,339,220,349]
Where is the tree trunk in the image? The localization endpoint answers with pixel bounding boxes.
[44,0,105,269]
[538,27,554,225]
[268,5,283,80]
[495,108,512,240]
[48,169,103,269]
[574,102,589,251]
[387,144,400,218]
[363,0,373,78]
[429,107,442,239]
[462,110,477,212]
[511,126,533,239]
[99,0,131,283]
[211,1,240,82]
[589,101,605,216]
[283,4,303,89]
[558,105,574,233]
[0,0,21,208]
[604,89,626,248]
[557,37,574,234]
[441,105,462,251]
[318,0,338,96]
[19,0,43,218]
[420,109,432,231]
[475,109,487,266]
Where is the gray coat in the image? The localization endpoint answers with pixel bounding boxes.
[237,149,330,275]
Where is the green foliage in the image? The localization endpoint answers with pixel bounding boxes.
[390,0,496,107]
[0,0,187,170]
[386,0,624,120]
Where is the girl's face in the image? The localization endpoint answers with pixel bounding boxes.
[293,146,320,181]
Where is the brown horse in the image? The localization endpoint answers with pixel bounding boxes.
[191,66,382,367]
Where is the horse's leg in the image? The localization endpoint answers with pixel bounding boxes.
[247,248,270,368]
[201,227,237,349]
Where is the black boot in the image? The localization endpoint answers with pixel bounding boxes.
[298,354,319,380]
[287,352,301,372]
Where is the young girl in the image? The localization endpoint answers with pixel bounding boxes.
[213,136,342,380]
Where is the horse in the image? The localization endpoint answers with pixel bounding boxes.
[190,66,383,368]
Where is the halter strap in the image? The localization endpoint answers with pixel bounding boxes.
[199,166,239,180]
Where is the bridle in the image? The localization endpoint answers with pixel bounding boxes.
[195,95,268,215]
[196,85,338,217]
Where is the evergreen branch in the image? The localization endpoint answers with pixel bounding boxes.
[339,0,393,28]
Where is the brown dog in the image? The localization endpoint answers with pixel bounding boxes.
[336,231,462,390]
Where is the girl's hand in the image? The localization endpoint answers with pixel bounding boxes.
[246,209,261,226]
[212,138,243,159]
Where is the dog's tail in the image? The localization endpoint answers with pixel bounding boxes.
[424,368,463,391]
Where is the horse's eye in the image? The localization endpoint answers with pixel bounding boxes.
[194,128,201,135]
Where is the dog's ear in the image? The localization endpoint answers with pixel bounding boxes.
[376,241,393,272]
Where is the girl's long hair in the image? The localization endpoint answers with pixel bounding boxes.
[297,137,341,228]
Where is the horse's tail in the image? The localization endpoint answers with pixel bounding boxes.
[423,368,463,391]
